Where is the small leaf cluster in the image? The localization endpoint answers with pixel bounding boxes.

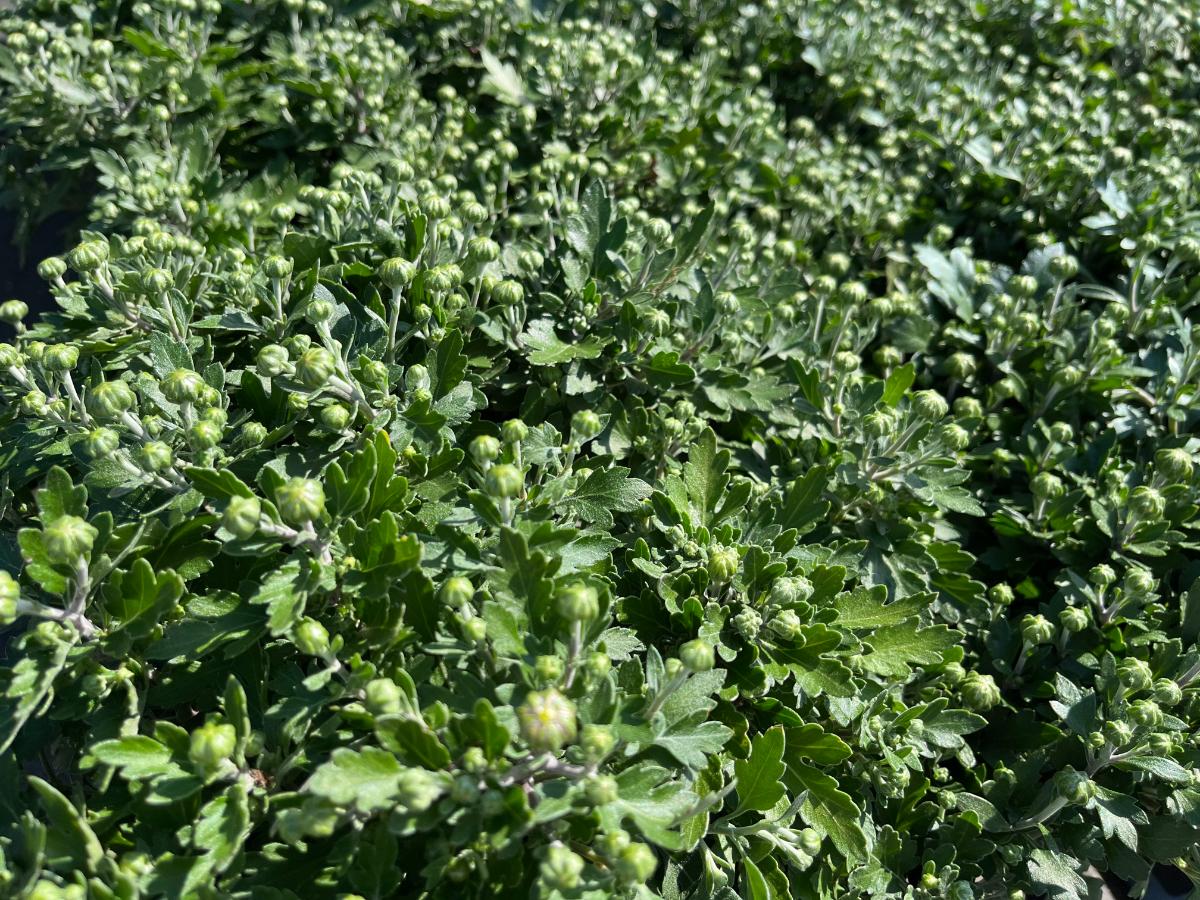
[1,2,1200,899]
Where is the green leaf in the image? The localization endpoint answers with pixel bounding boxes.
[105,558,185,638]
[307,747,423,814]
[859,624,957,677]
[90,735,175,780]
[955,793,1008,832]
[1027,849,1088,900]
[788,762,869,864]
[29,777,104,873]
[1113,755,1191,783]
[784,724,852,765]
[478,48,526,105]
[881,363,916,406]
[832,586,929,629]
[734,726,786,814]
[563,467,652,528]
[523,319,606,365]
[35,466,88,524]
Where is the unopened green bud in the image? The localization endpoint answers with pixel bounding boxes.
[911,390,948,421]
[1089,564,1116,587]
[364,677,404,716]
[1118,658,1154,692]
[0,299,28,324]
[556,582,599,622]
[771,576,814,605]
[571,409,602,441]
[320,403,351,431]
[485,463,523,498]
[263,256,293,279]
[163,369,205,404]
[87,380,136,420]
[1124,568,1155,596]
[43,344,79,372]
[1153,678,1183,707]
[541,844,584,891]
[223,495,262,539]
[0,570,19,625]
[517,689,577,751]
[44,515,98,565]
[679,639,715,673]
[492,281,524,305]
[1156,448,1194,482]
[379,257,416,288]
[293,617,330,657]
[1021,613,1054,646]
[707,545,739,583]
[1104,719,1134,747]
[68,240,110,272]
[275,477,325,525]
[37,256,67,281]
[1059,606,1088,633]
[502,419,528,443]
[1031,471,1064,499]
[188,419,222,449]
[83,427,120,459]
[440,576,474,607]
[188,721,236,770]
[1129,486,1165,520]
[615,843,657,885]
[585,774,619,805]
[295,347,337,390]
[1129,699,1163,727]
[470,435,501,463]
[138,441,173,473]
[962,672,1001,711]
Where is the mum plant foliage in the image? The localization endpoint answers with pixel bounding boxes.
[2,1,1200,899]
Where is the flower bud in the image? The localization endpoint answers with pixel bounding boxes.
[1129,486,1165,520]
[679,638,715,673]
[295,347,337,390]
[1089,564,1116,587]
[0,570,19,625]
[962,672,1001,711]
[771,576,813,606]
[502,419,528,443]
[768,609,803,640]
[440,576,474,607]
[87,380,136,420]
[492,281,524,305]
[188,721,236,770]
[470,435,501,464]
[43,344,79,372]
[585,651,611,680]
[1059,606,1088,633]
[938,423,970,451]
[1152,678,1183,707]
[68,240,110,272]
[305,299,334,325]
[293,617,330,657]
[1020,613,1054,646]
[1104,719,1134,747]
[485,463,523,499]
[379,257,416,288]
[223,495,262,539]
[1031,471,1064,499]
[707,545,739,584]
[37,256,67,281]
[517,688,577,752]
[1049,255,1078,280]
[320,404,351,431]
[275,477,325,525]
[1129,699,1163,727]
[945,352,976,380]
[364,677,404,716]
[1118,657,1154,692]
[540,845,584,891]
[580,723,615,760]
[571,409,602,441]
[556,582,599,622]
[1124,568,1155,596]
[585,774,619,805]
[615,843,657,885]
[0,299,28,324]
[1008,274,1038,298]
[954,397,983,419]
[83,427,120,459]
[138,441,173,473]
[162,369,205,405]
[43,515,98,565]
[188,420,222,450]
[989,583,1014,605]
[263,256,293,279]
[1156,448,1193,482]
[462,617,487,642]
[535,655,563,682]
[911,390,948,421]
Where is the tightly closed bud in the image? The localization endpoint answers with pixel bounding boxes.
[360,359,388,388]
[69,240,110,272]
[320,403,351,431]
[37,256,67,281]
[43,345,79,372]
[44,515,98,565]
[83,427,120,459]
[1156,448,1194,482]
[1089,564,1116,587]
[1104,719,1135,747]
[188,721,236,770]
[1059,606,1088,633]
[163,369,205,404]
[379,257,416,288]
[954,397,983,419]
[571,409,602,441]
[87,381,136,422]
[580,723,615,760]
[223,495,261,539]
[1031,471,1064,499]
[143,268,173,293]
[364,677,404,716]
[874,345,903,368]
[188,420,222,449]
[556,582,599,622]
[1008,274,1038,298]
[0,299,28,324]
[295,347,337,390]
[911,390,948,421]
[771,576,814,605]
[946,352,976,380]
[492,281,524,305]
[440,576,474,607]
[938,423,970,451]
[615,843,657,885]
[518,689,577,751]
[679,639,715,673]
[485,463,523,498]
[502,418,528,443]
[1129,699,1163,728]
[305,299,334,324]
[469,435,501,463]
[1124,568,1155,596]
[962,672,1001,711]
[733,608,762,640]
[293,617,330,657]
[585,651,611,679]
[1118,658,1154,692]
[535,655,563,682]
[989,583,1014,605]
[540,845,584,891]
[1049,254,1078,280]
[1153,678,1183,707]
[768,609,803,640]
[707,545,739,583]
[276,477,325,525]
[467,237,500,262]
[585,774,619,805]
[0,570,19,625]
[240,421,268,447]
[138,441,173,473]
[263,256,293,279]
[1021,614,1054,646]
[1129,486,1165,520]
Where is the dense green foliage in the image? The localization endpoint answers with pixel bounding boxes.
[2,1,1200,898]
